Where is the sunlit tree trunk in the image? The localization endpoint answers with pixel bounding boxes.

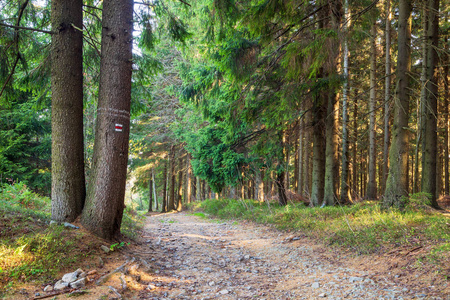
[176,155,183,211]
[340,0,351,204]
[186,155,192,203]
[51,0,85,222]
[383,0,412,208]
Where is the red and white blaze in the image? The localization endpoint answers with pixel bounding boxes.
[115,124,123,132]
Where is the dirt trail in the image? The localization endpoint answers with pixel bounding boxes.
[28,211,447,300]
[119,212,447,300]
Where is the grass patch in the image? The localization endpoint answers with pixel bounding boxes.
[192,198,450,259]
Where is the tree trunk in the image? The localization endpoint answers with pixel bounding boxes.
[51,0,85,222]
[186,155,192,203]
[366,21,378,200]
[303,118,311,196]
[382,0,392,194]
[383,0,412,208]
[177,155,183,211]
[352,94,359,200]
[81,0,133,239]
[421,0,439,207]
[153,168,158,210]
[196,177,201,201]
[276,171,288,206]
[324,91,339,206]
[168,145,175,211]
[340,0,351,204]
[148,168,153,212]
[162,160,168,212]
[444,44,449,195]
[298,117,304,195]
[311,92,326,207]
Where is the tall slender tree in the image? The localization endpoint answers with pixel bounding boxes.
[383,0,412,208]
[367,20,378,199]
[421,0,440,207]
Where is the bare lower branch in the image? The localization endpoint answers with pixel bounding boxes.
[0,22,54,34]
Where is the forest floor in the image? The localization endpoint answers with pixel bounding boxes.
[10,210,449,300]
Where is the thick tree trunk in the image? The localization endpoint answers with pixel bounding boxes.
[421,0,440,207]
[81,0,133,239]
[383,0,412,208]
[366,22,378,200]
[276,172,288,206]
[51,0,85,222]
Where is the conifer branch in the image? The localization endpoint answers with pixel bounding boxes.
[0,23,54,34]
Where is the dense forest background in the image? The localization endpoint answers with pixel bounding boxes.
[1,0,449,222]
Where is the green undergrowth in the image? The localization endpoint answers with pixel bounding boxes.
[0,183,143,296]
[190,198,450,259]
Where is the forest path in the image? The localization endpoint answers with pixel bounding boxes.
[128,211,445,300]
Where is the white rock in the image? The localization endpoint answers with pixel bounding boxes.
[43,285,53,292]
[318,292,327,297]
[100,245,110,253]
[70,277,85,289]
[219,289,229,295]
[349,276,363,283]
[54,280,69,290]
[311,282,320,289]
[209,281,215,286]
[62,271,79,283]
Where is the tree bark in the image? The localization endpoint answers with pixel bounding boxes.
[148,168,153,212]
[51,0,85,222]
[382,0,392,194]
[177,155,183,211]
[161,160,168,212]
[383,0,412,208]
[367,21,378,200]
[168,145,175,211]
[340,0,351,204]
[311,92,326,207]
[186,155,192,203]
[81,0,133,239]
[153,168,158,210]
[421,0,440,207]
